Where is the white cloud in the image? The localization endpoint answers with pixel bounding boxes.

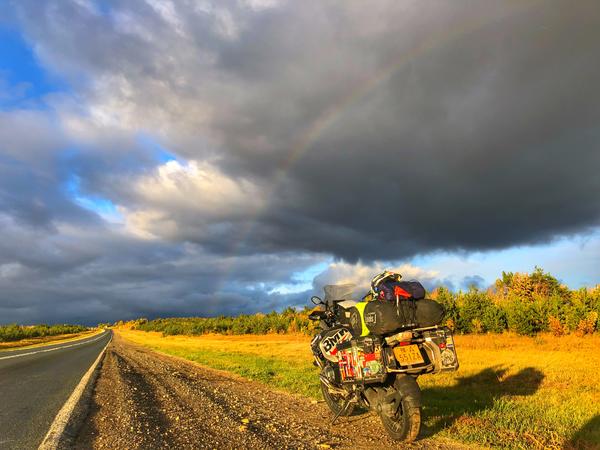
[313,260,440,294]
[241,0,283,11]
[0,109,66,163]
[0,263,24,280]
[145,0,185,36]
[122,159,265,239]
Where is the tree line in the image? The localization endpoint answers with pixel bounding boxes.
[433,267,599,336]
[0,323,89,342]
[132,268,599,337]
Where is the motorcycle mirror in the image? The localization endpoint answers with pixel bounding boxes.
[310,296,323,305]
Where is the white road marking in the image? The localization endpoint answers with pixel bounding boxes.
[38,334,112,450]
[0,331,108,361]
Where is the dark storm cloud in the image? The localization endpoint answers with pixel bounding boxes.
[0,211,324,324]
[12,0,596,260]
[461,275,486,291]
[211,0,600,260]
[0,110,99,228]
[2,0,600,322]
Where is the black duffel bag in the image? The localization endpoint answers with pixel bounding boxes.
[378,281,426,301]
[364,299,445,335]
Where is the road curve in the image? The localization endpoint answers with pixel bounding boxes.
[0,330,112,450]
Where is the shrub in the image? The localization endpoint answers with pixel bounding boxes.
[455,289,488,333]
[481,305,508,333]
[576,311,598,336]
[506,299,546,336]
[135,309,314,336]
[456,288,506,333]
[548,315,566,337]
[471,318,484,334]
[0,323,88,342]
[431,287,460,330]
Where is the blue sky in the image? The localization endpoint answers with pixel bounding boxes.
[412,231,600,289]
[0,25,122,224]
[136,132,179,164]
[65,174,124,223]
[0,27,67,108]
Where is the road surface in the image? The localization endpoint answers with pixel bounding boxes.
[0,330,112,450]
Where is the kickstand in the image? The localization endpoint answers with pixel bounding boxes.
[330,399,351,425]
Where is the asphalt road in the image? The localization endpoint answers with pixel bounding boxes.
[0,330,112,450]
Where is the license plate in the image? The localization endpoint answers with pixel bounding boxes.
[393,345,424,366]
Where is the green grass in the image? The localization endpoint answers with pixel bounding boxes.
[420,370,594,449]
[153,346,320,399]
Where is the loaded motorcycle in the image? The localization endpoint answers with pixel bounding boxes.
[308,274,459,442]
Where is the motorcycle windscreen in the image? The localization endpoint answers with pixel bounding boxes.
[323,284,356,303]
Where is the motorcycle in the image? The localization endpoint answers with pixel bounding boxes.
[308,283,459,442]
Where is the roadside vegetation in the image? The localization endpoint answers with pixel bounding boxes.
[0,323,89,342]
[134,268,600,337]
[435,267,600,336]
[134,309,315,336]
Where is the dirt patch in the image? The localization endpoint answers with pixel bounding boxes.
[75,334,472,449]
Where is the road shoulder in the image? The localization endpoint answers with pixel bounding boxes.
[39,332,112,449]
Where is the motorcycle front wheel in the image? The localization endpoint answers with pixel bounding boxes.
[378,375,421,442]
[320,379,355,417]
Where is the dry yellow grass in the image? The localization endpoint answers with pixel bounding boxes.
[119,330,310,362]
[118,329,600,449]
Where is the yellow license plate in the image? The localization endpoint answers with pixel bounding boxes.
[393,345,424,366]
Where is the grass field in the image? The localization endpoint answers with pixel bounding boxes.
[118,329,600,449]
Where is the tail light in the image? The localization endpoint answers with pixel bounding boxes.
[384,330,413,346]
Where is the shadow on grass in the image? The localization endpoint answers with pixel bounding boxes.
[420,366,545,437]
[568,415,600,450]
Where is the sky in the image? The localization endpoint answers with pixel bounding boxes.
[0,0,599,325]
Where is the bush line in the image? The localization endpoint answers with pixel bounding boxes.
[0,324,89,342]
[130,268,600,337]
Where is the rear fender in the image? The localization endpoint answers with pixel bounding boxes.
[394,374,422,407]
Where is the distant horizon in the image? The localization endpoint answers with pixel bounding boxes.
[2,266,597,327]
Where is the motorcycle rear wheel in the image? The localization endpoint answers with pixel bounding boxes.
[320,380,355,417]
[378,376,421,442]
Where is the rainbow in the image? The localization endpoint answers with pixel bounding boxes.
[211,0,542,296]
